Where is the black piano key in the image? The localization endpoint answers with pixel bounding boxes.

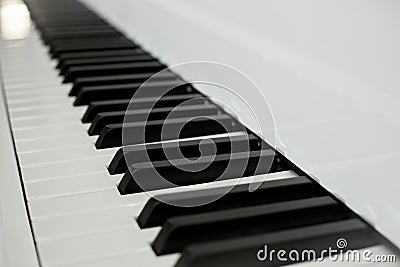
[57,48,143,64]
[28,4,92,12]
[49,35,132,47]
[109,134,260,175]
[81,94,204,123]
[43,28,120,43]
[70,71,177,96]
[50,36,135,57]
[41,23,115,33]
[118,148,276,194]
[88,104,219,135]
[41,24,116,35]
[137,176,314,228]
[74,80,187,106]
[153,196,342,255]
[60,54,155,76]
[175,219,379,267]
[64,61,164,83]
[32,12,101,24]
[35,17,105,28]
[96,114,241,149]
[36,13,100,20]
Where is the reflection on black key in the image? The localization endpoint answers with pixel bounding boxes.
[109,134,260,175]
[50,36,135,57]
[88,104,219,135]
[137,176,313,228]
[43,27,119,43]
[175,219,378,267]
[36,18,105,28]
[70,71,177,96]
[57,48,143,63]
[96,114,241,149]
[60,55,155,76]
[64,61,164,83]
[41,24,115,33]
[74,80,187,106]
[118,148,276,194]
[81,94,204,123]
[153,196,341,255]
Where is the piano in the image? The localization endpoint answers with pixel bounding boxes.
[0,0,399,266]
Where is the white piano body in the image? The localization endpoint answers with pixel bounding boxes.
[0,0,400,266]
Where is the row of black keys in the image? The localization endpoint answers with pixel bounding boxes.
[24,0,380,266]
[25,0,291,195]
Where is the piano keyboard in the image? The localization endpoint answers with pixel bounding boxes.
[0,0,398,266]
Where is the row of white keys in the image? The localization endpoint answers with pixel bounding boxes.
[30,168,397,267]
[31,171,298,266]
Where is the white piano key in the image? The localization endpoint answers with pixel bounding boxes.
[5,85,68,95]
[3,74,63,84]
[17,145,115,167]
[24,171,118,200]
[13,123,87,140]
[32,206,142,240]
[21,155,111,181]
[5,88,70,101]
[2,69,58,79]
[8,96,75,110]
[1,51,51,59]
[9,103,84,118]
[15,132,95,152]
[6,84,69,95]
[5,79,67,90]
[2,62,55,69]
[28,189,136,218]
[9,102,77,116]
[36,226,160,266]
[10,112,82,129]
[10,109,87,125]
[54,249,179,267]
[1,56,51,64]
[2,63,56,71]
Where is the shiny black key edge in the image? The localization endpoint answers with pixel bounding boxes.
[57,48,144,68]
[81,94,203,123]
[88,104,220,136]
[73,81,191,106]
[137,176,316,229]
[63,61,164,83]
[96,114,240,149]
[69,71,178,96]
[108,134,261,175]
[118,149,278,194]
[59,54,155,76]
[175,219,379,267]
[153,196,343,255]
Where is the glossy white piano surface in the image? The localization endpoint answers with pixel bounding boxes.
[80,0,400,248]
